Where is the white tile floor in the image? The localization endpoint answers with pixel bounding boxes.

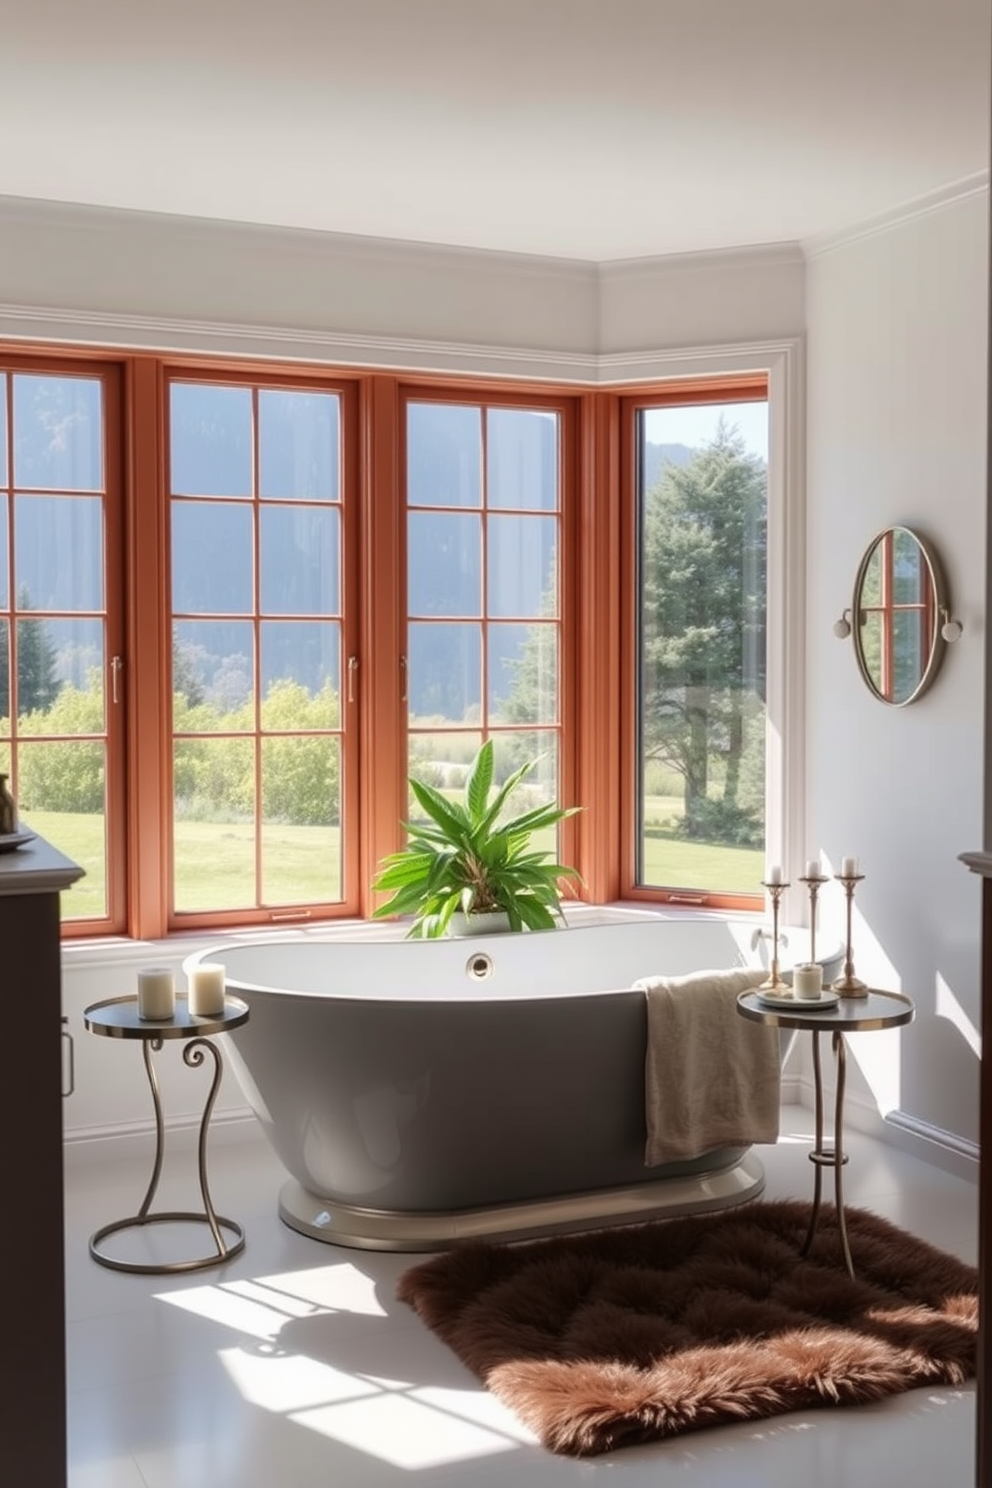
[65,1107,979,1488]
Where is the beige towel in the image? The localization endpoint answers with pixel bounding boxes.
[635,966,780,1166]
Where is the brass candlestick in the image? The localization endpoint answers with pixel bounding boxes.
[760,879,790,989]
[798,872,828,965]
[832,872,868,996]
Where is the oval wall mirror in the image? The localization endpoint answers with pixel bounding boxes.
[851,527,949,706]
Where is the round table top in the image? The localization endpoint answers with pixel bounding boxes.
[84,994,249,1040]
[737,986,914,1033]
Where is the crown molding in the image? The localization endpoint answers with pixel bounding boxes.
[598,241,805,283]
[0,303,802,386]
[0,193,597,283]
[803,170,989,260]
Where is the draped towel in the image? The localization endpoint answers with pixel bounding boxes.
[634,966,780,1166]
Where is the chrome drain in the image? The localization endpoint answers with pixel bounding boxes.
[465,952,495,981]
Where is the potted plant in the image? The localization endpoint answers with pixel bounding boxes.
[371,739,582,937]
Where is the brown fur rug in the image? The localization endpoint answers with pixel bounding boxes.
[396,1200,977,1457]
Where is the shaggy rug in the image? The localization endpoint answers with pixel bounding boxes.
[396,1200,977,1457]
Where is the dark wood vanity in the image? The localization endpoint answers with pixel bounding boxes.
[0,834,83,1488]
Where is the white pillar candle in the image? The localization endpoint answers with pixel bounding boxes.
[793,962,824,1000]
[188,962,226,1017]
[766,864,783,884]
[137,966,175,1021]
[805,859,821,879]
[840,856,859,878]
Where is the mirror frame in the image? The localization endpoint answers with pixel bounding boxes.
[851,526,949,707]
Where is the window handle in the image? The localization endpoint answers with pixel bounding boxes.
[399,655,407,704]
[110,655,123,705]
[347,655,359,704]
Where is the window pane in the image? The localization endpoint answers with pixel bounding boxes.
[172,502,253,614]
[259,390,339,501]
[407,403,481,508]
[408,512,481,616]
[173,738,256,910]
[486,409,558,511]
[892,611,926,703]
[16,739,107,919]
[261,620,340,702]
[892,529,926,604]
[0,494,7,608]
[261,736,341,904]
[637,404,767,894]
[171,383,252,498]
[18,617,104,728]
[0,373,6,486]
[488,622,557,725]
[15,494,104,611]
[13,375,103,490]
[260,505,340,615]
[487,514,556,618]
[408,622,481,727]
[491,730,559,849]
[173,620,254,721]
[407,730,482,818]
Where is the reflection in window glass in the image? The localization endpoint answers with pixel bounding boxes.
[13,375,103,490]
[259,389,339,502]
[636,401,768,897]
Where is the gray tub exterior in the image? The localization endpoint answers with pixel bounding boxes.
[187,917,832,1245]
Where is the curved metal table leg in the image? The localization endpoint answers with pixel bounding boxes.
[799,1027,854,1279]
[89,1036,245,1275]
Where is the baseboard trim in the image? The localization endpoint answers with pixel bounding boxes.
[789,1074,979,1185]
[64,1108,260,1168]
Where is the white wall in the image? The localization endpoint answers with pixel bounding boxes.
[805,190,988,1156]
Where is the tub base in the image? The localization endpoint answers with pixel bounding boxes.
[277,1151,766,1252]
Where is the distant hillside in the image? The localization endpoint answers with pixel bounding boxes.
[642,442,695,491]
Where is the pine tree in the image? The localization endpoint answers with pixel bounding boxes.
[16,587,60,713]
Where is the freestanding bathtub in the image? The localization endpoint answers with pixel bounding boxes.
[185,915,841,1250]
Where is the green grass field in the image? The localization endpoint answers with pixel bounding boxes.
[27,792,763,921]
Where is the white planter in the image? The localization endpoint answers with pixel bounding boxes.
[448,911,514,937]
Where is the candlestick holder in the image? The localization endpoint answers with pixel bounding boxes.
[832,872,868,995]
[760,879,790,989]
[798,872,828,965]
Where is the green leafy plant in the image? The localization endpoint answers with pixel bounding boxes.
[371,739,583,937]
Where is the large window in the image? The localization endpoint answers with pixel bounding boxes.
[404,396,567,832]
[628,388,769,908]
[0,364,123,929]
[0,348,781,938]
[167,376,357,925]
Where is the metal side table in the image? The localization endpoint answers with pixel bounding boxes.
[737,987,915,1278]
[83,993,249,1274]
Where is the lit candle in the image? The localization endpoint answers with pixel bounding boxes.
[793,962,824,1000]
[840,856,859,878]
[188,962,226,1017]
[137,966,175,1021]
[766,864,783,884]
[805,859,821,880]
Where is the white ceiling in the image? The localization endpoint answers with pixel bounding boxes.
[1,0,988,262]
